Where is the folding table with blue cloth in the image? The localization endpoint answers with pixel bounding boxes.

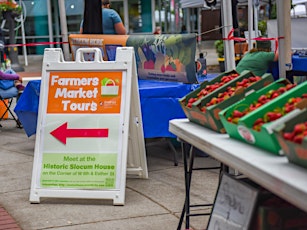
[138,79,191,138]
[138,75,218,138]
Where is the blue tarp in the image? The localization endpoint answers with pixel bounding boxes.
[14,80,41,137]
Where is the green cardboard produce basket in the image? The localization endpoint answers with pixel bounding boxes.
[221,81,307,155]
[219,78,293,147]
[180,69,239,109]
[273,108,307,169]
[180,71,274,133]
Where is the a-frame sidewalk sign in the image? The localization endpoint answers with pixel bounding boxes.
[29,47,148,205]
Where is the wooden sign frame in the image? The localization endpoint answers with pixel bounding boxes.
[29,47,148,205]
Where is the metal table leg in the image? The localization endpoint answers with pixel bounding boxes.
[177,141,221,230]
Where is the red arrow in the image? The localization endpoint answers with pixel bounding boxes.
[50,122,109,144]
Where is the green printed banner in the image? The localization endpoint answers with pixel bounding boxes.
[126,34,197,83]
[40,153,117,189]
[69,33,197,84]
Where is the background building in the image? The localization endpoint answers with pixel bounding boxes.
[2,0,185,55]
[2,0,306,56]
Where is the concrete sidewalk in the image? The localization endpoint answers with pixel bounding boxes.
[0,119,220,230]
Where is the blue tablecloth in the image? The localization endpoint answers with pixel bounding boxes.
[138,79,192,138]
[292,55,307,72]
[14,79,195,138]
[270,55,307,79]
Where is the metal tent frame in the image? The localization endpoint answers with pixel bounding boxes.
[180,0,292,79]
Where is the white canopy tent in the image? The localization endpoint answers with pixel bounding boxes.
[291,0,307,17]
[179,0,237,70]
[291,4,307,16]
[293,0,307,4]
[180,0,206,8]
[180,0,292,78]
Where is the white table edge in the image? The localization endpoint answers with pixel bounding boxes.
[169,118,307,213]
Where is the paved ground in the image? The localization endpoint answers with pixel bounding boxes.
[0,206,21,230]
[0,41,221,230]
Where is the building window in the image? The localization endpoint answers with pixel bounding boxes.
[129,0,152,33]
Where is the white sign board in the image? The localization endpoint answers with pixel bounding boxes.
[207,173,258,230]
[29,47,148,205]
